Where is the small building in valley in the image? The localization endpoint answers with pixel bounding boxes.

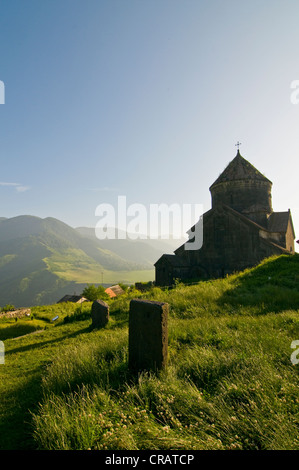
[105,284,125,298]
[57,294,87,304]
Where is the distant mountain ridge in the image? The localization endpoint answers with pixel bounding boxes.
[0,215,181,307]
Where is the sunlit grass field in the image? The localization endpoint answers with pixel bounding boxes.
[0,254,298,450]
[44,247,154,284]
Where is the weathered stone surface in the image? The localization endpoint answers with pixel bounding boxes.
[91,299,109,329]
[128,299,168,373]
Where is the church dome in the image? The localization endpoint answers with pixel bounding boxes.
[209,150,273,225]
[210,150,272,188]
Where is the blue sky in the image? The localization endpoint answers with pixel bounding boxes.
[1,0,299,248]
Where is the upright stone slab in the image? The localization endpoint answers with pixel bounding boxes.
[129,299,168,373]
[91,299,109,329]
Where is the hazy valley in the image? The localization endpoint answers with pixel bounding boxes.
[0,215,184,307]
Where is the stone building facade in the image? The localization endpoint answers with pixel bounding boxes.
[155,150,295,286]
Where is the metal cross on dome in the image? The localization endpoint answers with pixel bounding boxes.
[235,141,242,151]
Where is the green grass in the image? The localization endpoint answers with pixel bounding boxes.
[0,254,299,450]
[99,269,155,284]
[45,247,154,284]
[0,318,45,340]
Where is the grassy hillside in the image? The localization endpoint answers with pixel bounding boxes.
[0,254,298,450]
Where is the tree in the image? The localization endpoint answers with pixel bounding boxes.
[82,284,109,302]
[1,304,15,312]
[118,282,129,292]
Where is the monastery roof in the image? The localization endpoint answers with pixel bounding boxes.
[222,204,293,236]
[267,211,295,236]
[154,254,189,267]
[210,150,272,189]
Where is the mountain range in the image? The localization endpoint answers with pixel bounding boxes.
[0,215,185,307]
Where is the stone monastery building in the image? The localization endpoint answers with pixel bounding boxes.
[155,149,295,286]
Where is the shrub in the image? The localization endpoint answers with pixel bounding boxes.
[82,284,109,302]
[1,304,15,312]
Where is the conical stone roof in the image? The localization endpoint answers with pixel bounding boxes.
[210,150,272,190]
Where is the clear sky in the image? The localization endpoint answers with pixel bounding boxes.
[1,0,299,248]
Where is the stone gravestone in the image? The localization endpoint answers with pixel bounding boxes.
[129,299,168,373]
[91,299,109,329]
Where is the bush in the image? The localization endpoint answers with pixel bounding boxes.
[82,284,109,302]
[1,304,15,312]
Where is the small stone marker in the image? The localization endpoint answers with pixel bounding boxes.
[129,299,168,373]
[91,299,109,329]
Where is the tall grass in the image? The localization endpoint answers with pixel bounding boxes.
[32,318,299,450]
[31,254,299,450]
[0,253,295,450]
